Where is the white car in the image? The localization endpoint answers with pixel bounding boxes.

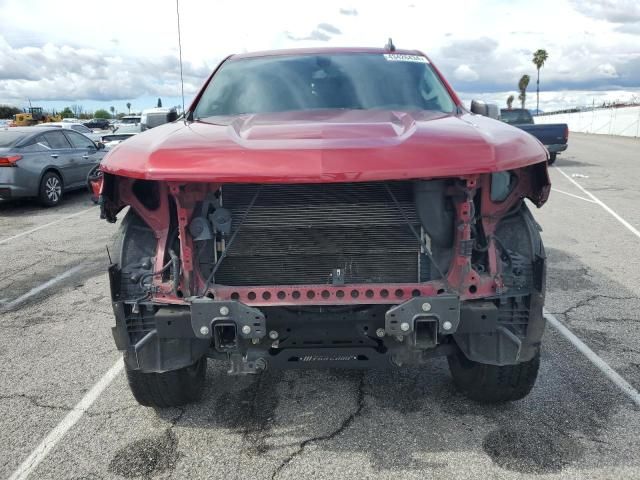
[100,132,137,150]
[141,108,177,130]
[112,115,142,134]
[43,122,102,142]
[113,115,141,127]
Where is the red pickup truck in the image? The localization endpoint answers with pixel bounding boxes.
[96,47,550,408]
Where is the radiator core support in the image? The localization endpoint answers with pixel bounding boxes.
[210,182,426,286]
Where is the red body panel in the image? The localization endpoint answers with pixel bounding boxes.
[101,47,547,182]
[98,47,551,307]
[101,109,547,183]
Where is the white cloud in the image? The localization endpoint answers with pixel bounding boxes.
[453,65,479,82]
[616,22,640,34]
[339,7,358,16]
[0,35,209,104]
[597,63,618,77]
[0,0,638,112]
[570,0,640,23]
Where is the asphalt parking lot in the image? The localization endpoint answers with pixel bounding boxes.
[1,132,639,480]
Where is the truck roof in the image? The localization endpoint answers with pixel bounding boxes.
[231,46,426,60]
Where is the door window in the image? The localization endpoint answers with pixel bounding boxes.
[71,124,92,134]
[64,131,95,149]
[43,131,72,149]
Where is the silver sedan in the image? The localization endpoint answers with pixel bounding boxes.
[0,126,106,206]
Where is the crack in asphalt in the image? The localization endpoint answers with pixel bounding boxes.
[0,393,70,412]
[170,407,187,427]
[85,405,140,418]
[270,373,366,480]
[549,294,639,318]
[42,248,100,255]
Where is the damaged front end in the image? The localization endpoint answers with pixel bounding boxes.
[98,162,549,375]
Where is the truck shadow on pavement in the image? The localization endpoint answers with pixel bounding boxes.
[111,246,638,478]
[552,154,596,168]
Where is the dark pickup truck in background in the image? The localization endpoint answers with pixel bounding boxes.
[500,108,568,164]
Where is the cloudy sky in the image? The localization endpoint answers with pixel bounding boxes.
[1,0,639,114]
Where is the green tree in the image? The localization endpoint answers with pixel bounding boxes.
[518,75,530,110]
[0,105,21,118]
[94,109,111,119]
[507,95,514,110]
[109,106,115,118]
[532,49,549,115]
[126,102,131,114]
[60,107,74,118]
[157,98,162,108]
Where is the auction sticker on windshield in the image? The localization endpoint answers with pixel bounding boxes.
[383,54,429,63]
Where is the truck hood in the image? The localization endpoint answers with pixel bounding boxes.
[101,109,547,182]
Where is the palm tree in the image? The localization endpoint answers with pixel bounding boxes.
[126,102,131,115]
[507,95,514,110]
[532,49,548,115]
[518,75,530,110]
[109,106,115,119]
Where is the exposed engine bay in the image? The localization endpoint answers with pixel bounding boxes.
[101,162,549,376]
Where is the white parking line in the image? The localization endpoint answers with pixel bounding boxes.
[555,167,640,240]
[551,187,597,204]
[545,311,640,408]
[0,206,96,246]
[0,264,85,312]
[8,359,124,480]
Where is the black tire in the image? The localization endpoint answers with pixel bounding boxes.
[548,152,557,165]
[38,171,63,206]
[448,349,540,403]
[125,357,207,408]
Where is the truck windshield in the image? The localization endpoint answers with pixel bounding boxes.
[500,109,533,125]
[194,53,456,118]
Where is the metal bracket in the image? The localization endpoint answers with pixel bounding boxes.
[384,295,460,339]
[190,298,266,340]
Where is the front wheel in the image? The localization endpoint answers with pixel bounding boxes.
[448,350,540,403]
[125,357,208,408]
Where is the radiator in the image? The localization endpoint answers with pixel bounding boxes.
[213,182,422,286]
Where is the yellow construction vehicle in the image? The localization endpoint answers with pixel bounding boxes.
[12,107,62,126]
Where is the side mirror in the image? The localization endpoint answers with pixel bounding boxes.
[96,141,105,150]
[470,100,499,120]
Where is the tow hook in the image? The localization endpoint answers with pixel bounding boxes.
[190,298,266,351]
[384,296,460,349]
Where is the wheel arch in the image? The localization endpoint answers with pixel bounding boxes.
[39,166,65,190]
